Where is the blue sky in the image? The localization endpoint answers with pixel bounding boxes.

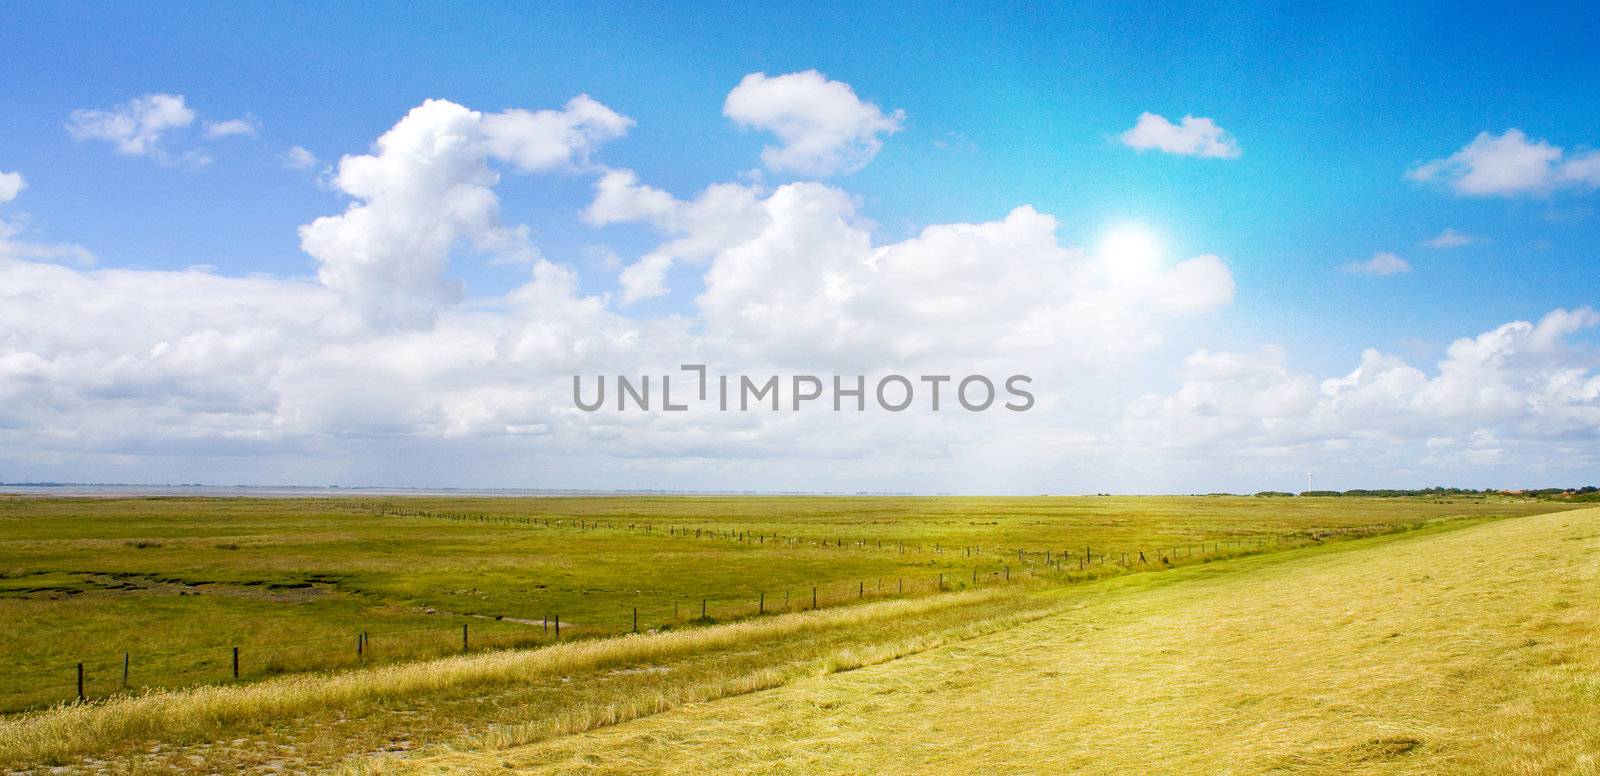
[1,2,1597,491]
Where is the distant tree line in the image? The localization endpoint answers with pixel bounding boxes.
[1238,486,1600,500]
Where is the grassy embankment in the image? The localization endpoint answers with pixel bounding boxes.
[403,506,1600,775]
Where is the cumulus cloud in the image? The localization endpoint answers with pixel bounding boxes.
[584,169,767,304]
[0,251,647,465]
[66,93,200,162]
[1,90,1242,487]
[1408,129,1600,197]
[1119,113,1240,158]
[0,171,25,204]
[587,169,1234,365]
[203,116,260,138]
[1122,308,1600,483]
[1342,251,1411,276]
[480,95,633,171]
[17,94,1596,492]
[723,70,905,176]
[1422,228,1480,248]
[299,96,631,327]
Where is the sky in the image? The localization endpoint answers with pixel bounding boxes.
[1,1,1597,493]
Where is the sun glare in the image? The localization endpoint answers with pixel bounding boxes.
[1096,223,1164,280]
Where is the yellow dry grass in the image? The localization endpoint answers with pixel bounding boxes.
[400,507,1600,775]
[0,582,1053,770]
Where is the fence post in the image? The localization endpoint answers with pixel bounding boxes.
[633,607,638,633]
[357,632,364,657]
[232,646,239,679]
[938,573,944,591]
[555,614,560,638]
[859,581,864,598]
[812,586,818,609]
[462,623,468,652]
[1005,566,1010,581]
[899,578,903,594]
[77,662,84,701]
[702,598,707,619]
[759,592,765,614]
[122,652,129,689]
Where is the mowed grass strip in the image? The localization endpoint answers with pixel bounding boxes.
[397,507,1600,775]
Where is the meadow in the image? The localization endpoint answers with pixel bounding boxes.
[0,493,1581,773]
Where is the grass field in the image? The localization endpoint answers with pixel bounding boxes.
[399,505,1600,775]
[0,494,1586,773]
[0,494,1562,712]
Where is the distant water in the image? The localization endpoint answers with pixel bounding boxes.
[0,484,913,497]
[0,484,675,498]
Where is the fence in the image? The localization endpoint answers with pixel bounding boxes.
[5,517,1435,712]
[358,502,1419,568]
[13,566,1027,712]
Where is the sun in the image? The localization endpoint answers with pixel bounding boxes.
[1096,223,1164,280]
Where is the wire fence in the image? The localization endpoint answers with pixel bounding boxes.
[12,567,1003,712]
[3,516,1438,712]
[357,502,1426,564]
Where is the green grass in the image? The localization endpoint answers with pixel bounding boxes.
[0,494,1570,714]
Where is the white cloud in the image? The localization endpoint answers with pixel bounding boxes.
[0,221,97,267]
[1119,113,1240,158]
[1,172,26,208]
[585,169,683,226]
[299,96,631,327]
[15,96,1599,492]
[1422,228,1480,248]
[479,95,633,172]
[203,116,260,139]
[723,70,905,176]
[66,94,199,161]
[0,89,1241,488]
[617,252,675,304]
[583,169,767,304]
[1408,129,1600,197]
[1342,251,1411,276]
[589,170,1234,364]
[282,145,319,170]
[0,172,96,267]
[1122,308,1600,483]
[0,252,645,461]
[0,171,25,203]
